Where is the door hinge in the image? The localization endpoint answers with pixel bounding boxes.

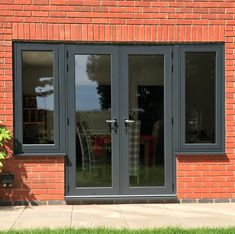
[67,118,69,125]
[172,183,175,191]
[67,185,70,193]
[172,118,174,125]
[67,64,69,72]
[171,51,173,73]
[66,50,68,58]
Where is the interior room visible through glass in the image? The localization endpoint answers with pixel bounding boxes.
[185,52,216,144]
[75,54,112,188]
[128,55,165,187]
[22,51,54,144]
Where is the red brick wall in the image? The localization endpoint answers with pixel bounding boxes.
[177,155,235,200]
[0,157,64,202]
[0,0,235,201]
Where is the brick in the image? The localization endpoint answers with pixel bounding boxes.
[32,0,49,4]
[32,11,49,17]
[50,0,67,5]
[50,12,66,18]
[64,24,71,40]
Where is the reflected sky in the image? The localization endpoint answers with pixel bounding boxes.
[75,55,98,86]
[76,85,100,111]
[75,55,104,111]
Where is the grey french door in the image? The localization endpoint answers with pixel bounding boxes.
[66,45,174,198]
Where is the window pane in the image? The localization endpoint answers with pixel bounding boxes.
[185,52,216,144]
[22,51,54,144]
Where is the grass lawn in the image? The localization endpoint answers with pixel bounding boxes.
[0,228,235,234]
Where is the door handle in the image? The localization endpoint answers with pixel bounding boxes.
[106,118,118,133]
[124,119,135,130]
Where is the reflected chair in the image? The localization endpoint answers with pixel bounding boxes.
[77,121,104,175]
[76,122,92,172]
[128,120,140,183]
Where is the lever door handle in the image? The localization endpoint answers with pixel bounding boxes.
[124,119,135,130]
[106,119,117,123]
[106,118,118,133]
[124,119,135,124]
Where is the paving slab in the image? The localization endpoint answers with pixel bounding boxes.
[161,204,235,228]
[179,216,235,228]
[209,203,235,216]
[12,205,72,229]
[71,205,128,228]
[119,204,182,228]
[0,206,25,230]
[0,203,235,230]
[118,203,235,228]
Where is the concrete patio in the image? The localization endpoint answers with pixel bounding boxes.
[0,203,235,230]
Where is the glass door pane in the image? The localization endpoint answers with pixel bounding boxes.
[75,54,112,187]
[119,46,173,195]
[128,55,165,187]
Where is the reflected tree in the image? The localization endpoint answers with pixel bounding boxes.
[35,77,54,97]
[86,55,111,110]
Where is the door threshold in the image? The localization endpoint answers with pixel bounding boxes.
[65,194,178,204]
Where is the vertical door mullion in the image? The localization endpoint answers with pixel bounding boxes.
[111,47,120,194]
[164,47,174,193]
[119,47,129,194]
[67,46,76,195]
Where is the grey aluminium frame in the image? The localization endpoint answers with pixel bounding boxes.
[178,44,225,153]
[66,45,120,196]
[119,46,174,195]
[14,43,66,155]
[65,44,175,198]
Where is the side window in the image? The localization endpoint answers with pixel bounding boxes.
[185,52,216,144]
[179,45,224,152]
[14,44,65,154]
[22,51,55,145]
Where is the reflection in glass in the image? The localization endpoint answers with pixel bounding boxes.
[22,51,54,144]
[128,55,165,187]
[75,55,112,187]
[185,52,216,143]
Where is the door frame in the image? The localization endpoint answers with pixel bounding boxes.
[65,44,176,199]
[119,46,174,195]
[66,45,120,196]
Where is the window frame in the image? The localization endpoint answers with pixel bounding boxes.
[14,43,66,155]
[178,44,225,153]
[13,43,225,155]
